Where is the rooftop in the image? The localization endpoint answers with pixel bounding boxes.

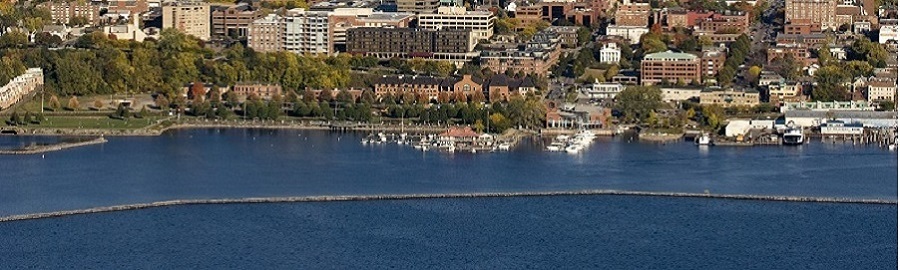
[643,51,698,61]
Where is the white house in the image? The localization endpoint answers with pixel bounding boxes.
[606,25,649,45]
[879,25,898,44]
[580,80,624,99]
[598,42,620,64]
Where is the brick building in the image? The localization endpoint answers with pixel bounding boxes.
[232,83,283,100]
[785,0,839,30]
[346,27,476,65]
[640,51,701,85]
[40,1,100,25]
[210,4,262,38]
[479,30,562,76]
[162,1,211,40]
[248,14,282,53]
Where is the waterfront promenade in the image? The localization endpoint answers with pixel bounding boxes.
[1,190,894,223]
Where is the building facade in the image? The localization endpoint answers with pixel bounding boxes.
[346,27,476,64]
[232,83,283,100]
[40,1,100,25]
[162,1,211,40]
[210,4,262,38]
[106,0,149,16]
[328,8,415,53]
[699,87,760,107]
[640,51,701,85]
[614,0,650,27]
[417,6,494,42]
[283,8,330,55]
[605,25,649,44]
[479,31,562,76]
[396,0,441,13]
[785,0,839,30]
[248,14,283,53]
[598,42,620,64]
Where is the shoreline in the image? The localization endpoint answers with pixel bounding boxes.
[0,137,107,155]
[0,190,894,223]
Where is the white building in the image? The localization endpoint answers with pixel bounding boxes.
[660,87,702,102]
[283,8,330,55]
[598,42,620,64]
[867,80,896,103]
[580,80,624,99]
[0,68,43,110]
[162,1,210,41]
[103,14,147,42]
[879,25,898,44]
[418,6,494,43]
[780,100,874,113]
[820,120,864,135]
[605,25,649,45]
[725,119,751,137]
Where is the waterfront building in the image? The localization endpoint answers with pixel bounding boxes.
[232,83,282,100]
[283,8,331,55]
[597,42,620,64]
[699,87,760,107]
[724,119,751,137]
[820,120,865,136]
[417,6,494,43]
[210,3,263,38]
[580,80,624,99]
[346,27,476,65]
[785,0,839,30]
[605,25,649,45]
[328,8,415,53]
[640,51,701,85]
[784,110,897,128]
[40,1,100,26]
[866,80,897,103]
[479,30,562,76]
[0,68,44,110]
[248,14,283,53]
[768,81,805,103]
[162,1,211,40]
[451,75,484,99]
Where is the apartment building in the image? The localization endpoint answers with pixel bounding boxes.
[785,0,839,30]
[396,0,441,13]
[346,27,476,64]
[248,14,283,53]
[640,51,701,85]
[699,87,760,107]
[615,0,650,27]
[328,8,415,53]
[106,0,149,16]
[40,1,100,25]
[700,49,726,78]
[479,30,562,76]
[283,8,330,55]
[162,1,211,40]
[210,4,262,38]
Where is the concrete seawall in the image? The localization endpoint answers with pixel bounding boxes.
[0,137,107,155]
[0,190,894,223]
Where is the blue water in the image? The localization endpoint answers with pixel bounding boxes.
[0,129,895,216]
[0,195,895,269]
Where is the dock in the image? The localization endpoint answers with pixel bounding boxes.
[0,137,107,155]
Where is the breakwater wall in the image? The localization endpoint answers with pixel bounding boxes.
[0,137,107,155]
[0,190,894,223]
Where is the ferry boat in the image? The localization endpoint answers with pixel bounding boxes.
[782,128,804,145]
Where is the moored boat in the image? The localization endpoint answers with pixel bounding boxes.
[783,128,804,145]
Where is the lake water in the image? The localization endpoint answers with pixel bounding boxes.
[0,129,896,267]
[0,195,895,269]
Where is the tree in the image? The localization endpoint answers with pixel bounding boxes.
[402,92,416,104]
[189,82,206,102]
[747,66,762,83]
[878,100,895,111]
[407,58,426,74]
[93,99,104,110]
[718,65,736,86]
[489,113,512,133]
[208,86,222,104]
[336,89,355,104]
[438,92,451,104]
[641,38,667,54]
[360,90,376,105]
[155,95,170,110]
[319,88,334,102]
[48,95,61,111]
[67,96,80,111]
[576,26,592,46]
[813,65,851,101]
[615,86,663,123]
[114,103,131,119]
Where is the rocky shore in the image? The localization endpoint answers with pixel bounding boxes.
[0,137,108,155]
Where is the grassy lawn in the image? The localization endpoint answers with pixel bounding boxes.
[16,116,167,129]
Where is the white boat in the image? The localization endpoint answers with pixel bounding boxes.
[546,142,565,151]
[783,128,804,145]
[696,133,711,146]
[361,139,369,145]
[565,144,583,153]
[497,142,511,151]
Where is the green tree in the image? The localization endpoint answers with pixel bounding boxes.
[615,86,663,123]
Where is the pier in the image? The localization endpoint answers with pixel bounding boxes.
[0,190,894,223]
[0,137,107,155]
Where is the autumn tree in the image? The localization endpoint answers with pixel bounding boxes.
[67,96,79,111]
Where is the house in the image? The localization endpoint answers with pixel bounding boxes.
[580,80,624,99]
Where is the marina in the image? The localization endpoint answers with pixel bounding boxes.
[360,127,517,153]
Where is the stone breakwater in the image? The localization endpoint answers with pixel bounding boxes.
[0,190,895,223]
[0,137,107,155]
